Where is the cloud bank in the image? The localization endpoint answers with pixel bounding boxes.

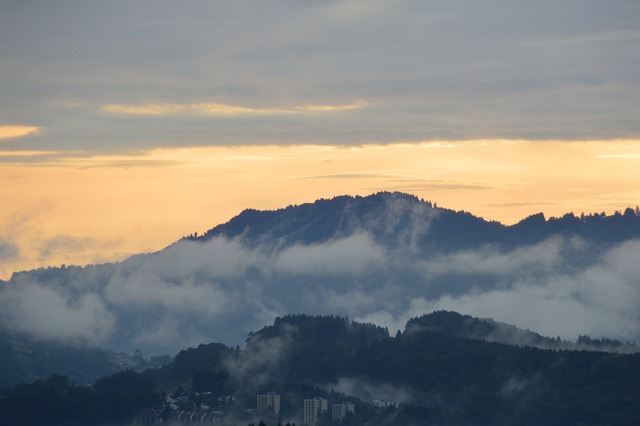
[0,126,40,140]
[1,0,639,153]
[103,101,368,117]
[2,231,640,355]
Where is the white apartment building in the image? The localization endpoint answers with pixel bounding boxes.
[257,392,281,415]
[332,402,355,423]
[303,397,328,425]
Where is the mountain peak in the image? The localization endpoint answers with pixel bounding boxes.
[5,192,640,356]
[194,191,443,247]
[184,192,640,253]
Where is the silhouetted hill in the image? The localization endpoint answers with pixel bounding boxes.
[193,192,506,253]
[0,328,115,388]
[510,208,640,245]
[3,312,640,425]
[406,311,639,353]
[193,192,640,250]
[249,314,388,346]
[3,192,640,357]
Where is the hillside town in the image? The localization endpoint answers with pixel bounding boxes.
[138,391,397,425]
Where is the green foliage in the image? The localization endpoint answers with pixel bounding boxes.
[246,315,388,384]
[0,330,115,388]
[3,313,640,425]
[0,370,160,426]
[148,342,233,392]
[0,333,23,387]
[191,369,229,394]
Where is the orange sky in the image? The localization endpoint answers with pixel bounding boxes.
[1,139,639,279]
[3,2,640,280]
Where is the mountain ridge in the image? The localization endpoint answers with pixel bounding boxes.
[5,311,640,425]
[2,192,640,356]
[186,191,640,250]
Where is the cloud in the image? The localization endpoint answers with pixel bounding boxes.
[0,126,40,140]
[326,289,378,313]
[2,220,640,355]
[0,280,115,346]
[5,199,54,231]
[326,377,419,406]
[274,234,385,276]
[226,331,293,392]
[520,29,640,47]
[0,200,131,277]
[362,239,640,341]
[596,154,640,159]
[296,102,369,113]
[296,173,391,181]
[0,151,61,163]
[130,316,210,350]
[421,237,570,278]
[37,235,124,262]
[143,238,263,280]
[389,181,492,192]
[105,272,231,317]
[0,237,19,263]
[102,101,368,117]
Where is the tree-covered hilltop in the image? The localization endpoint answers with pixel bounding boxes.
[192,192,640,250]
[1,312,640,425]
[405,310,640,353]
[165,313,640,425]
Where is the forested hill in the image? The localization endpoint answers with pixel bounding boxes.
[146,312,640,425]
[3,192,640,356]
[0,327,115,388]
[2,312,640,425]
[406,311,640,353]
[248,314,388,346]
[190,192,640,250]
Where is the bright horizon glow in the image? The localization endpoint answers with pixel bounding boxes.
[1,139,639,280]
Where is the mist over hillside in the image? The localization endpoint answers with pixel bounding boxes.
[1,192,640,355]
[4,312,640,425]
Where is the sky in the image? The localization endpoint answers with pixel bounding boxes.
[1,0,640,279]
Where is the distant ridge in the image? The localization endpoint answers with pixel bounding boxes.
[3,191,640,357]
[187,191,640,250]
[4,311,640,425]
[406,311,640,353]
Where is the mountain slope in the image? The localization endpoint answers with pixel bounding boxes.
[194,192,640,250]
[2,312,640,425]
[2,192,640,356]
[194,193,507,252]
[405,310,639,353]
[0,327,115,388]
